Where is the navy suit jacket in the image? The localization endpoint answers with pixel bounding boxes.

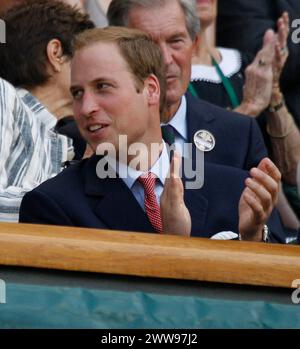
[19,155,285,243]
[185,93,268,170]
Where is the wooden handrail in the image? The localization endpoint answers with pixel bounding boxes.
[0,222,299,288]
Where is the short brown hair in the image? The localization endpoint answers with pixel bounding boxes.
[0,0,94,88]
[73,26,166,116]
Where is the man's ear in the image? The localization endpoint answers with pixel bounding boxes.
[143,74,160,106]
[46,39,65,73]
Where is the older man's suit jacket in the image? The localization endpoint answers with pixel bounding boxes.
[185,93,267,170]
[19,155,285,243]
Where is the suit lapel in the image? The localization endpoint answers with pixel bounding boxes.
[185,92,219,166]
[185,92,215,143]
[84,156,154,233]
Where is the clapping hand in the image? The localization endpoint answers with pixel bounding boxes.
[239,158,281,241]
[273,12,290,87]
[239,30,275,116]
[160,151,191,237]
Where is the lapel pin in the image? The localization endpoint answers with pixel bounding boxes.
[193,130,216,152]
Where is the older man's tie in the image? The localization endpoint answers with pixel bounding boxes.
[161,125,175,146]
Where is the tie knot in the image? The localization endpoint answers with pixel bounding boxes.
[138,172,157,192]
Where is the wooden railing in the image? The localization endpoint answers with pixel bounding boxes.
[0,222,299,288]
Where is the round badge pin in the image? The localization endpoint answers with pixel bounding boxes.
[193,130,216,152]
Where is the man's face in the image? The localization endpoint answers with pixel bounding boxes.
[128,1,197,115]
[70,42,151,152]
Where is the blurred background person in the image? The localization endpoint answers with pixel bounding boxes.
[86,0,111,27]
[62,0,111,27]
[217,0,300,127]
[217,0,300,220]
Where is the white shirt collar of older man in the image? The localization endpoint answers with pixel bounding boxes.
[161,95,187,140]
[161,95,188,157]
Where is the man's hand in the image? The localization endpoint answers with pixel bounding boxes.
[237,30,275,117]
[239,158,281,241]
[273,12,290,86]
[160,151,191,237]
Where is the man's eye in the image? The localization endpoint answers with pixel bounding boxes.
[96,83,111,90]
[71,90,83,100]
[171,38,184,44]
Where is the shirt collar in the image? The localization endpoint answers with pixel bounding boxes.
[161,95,187,140]
[191,47,242,83]
[17,87,57,129]
[107,141,170,190]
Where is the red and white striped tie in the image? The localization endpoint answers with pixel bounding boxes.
[138,172,163,233]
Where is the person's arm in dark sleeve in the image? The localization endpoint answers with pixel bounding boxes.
[19,189,74,227]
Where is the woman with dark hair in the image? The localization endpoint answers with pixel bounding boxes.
[0,0,94,222]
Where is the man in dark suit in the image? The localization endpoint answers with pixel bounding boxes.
[107,0,268,170]
[217,0,300,128]
[20,26,284,242]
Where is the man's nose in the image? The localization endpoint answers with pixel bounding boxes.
[80,92,100,118]
[160,44,173,66]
